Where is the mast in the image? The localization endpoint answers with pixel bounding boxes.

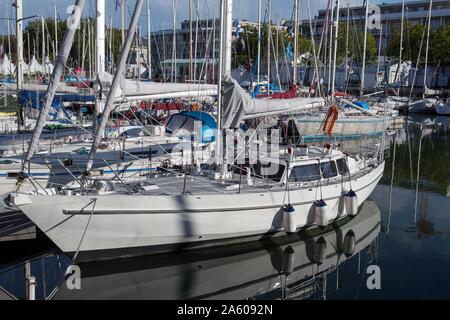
[96,0,106,76]
[121,0,125,46]
[293,0,299,85]
[257,0,262,84]
[423,0,432,97]
[344,1,349,85]
[327,0,334,96]
[41,16,45,67]
[16,0,24,90]
[23,0,86,167]
[216,0,232,176]
[306,0,321,97]
[171,0,176,82]
[393,0,405,92]
[85,0,144,173]
[16,0,24,130]
[331,0,341,99]
[223,0,232,76]
[189,0,193,81]
[146,0,151,81]
[376,24,383,87]
[95,0,106,123]
[267,0,272,95]
[359,0,369,98]
[54,4,58,60]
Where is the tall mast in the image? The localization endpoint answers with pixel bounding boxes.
[344,2,349,84]
[16,0,24,90]
[376,24,383,87]
[171,0,176,82]
[86,0,145,173]
[423,0,432,96]
[16,0,24,130]
[267,0,272,95]
[327,0,334,96]
[217,0,232,176]
[306,0,321,97]
[223,0,232,76]
[393,0,405,92]
[293,0,299,85]
[331,0,341,99]
[121,0,125,46]
[54,4,58,60]
[24,0,86,167]
[41,16,45,66]
[95,0,106,123]
[96,0,106,76]
[189,0,193,81]
[359,0,369,98]
[146,0,151,80]
[257,0,262,84]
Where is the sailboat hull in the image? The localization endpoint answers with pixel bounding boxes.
[13,162,384,262]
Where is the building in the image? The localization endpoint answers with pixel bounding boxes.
[293,0,450,53]
[147,18,285,82]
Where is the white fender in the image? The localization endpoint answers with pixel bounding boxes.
[315,199,328,227]
[345,190,358,217]
[283,204,297,233]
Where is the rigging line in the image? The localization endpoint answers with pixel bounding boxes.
[387,133,396,236]
[414,125,423,224]
[71,198,96,264]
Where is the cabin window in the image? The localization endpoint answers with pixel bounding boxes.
[289,164,321,182]
[320,161,338,178]
[252,162,286,182]
[336,158,349,175]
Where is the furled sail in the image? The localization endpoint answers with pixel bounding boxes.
[222,75,325,129]
[98,72,217,101]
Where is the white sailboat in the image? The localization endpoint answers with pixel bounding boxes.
[7,0,385,263]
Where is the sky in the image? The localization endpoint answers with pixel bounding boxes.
[0,0,400,35]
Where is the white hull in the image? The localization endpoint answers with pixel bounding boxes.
[15,162,384,261]
[54,200,381,300]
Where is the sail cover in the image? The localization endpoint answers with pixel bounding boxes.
[222,75,325,129]
[98,72,217,101]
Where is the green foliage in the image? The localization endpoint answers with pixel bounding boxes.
[336,22,377,65]
[387,22,450,64]
[234,24,311,67]
[0,18,123,69]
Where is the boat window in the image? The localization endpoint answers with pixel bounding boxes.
[320,161,338,178]
[336,158,349,175]
[289,164,321,182]
[252,162,286,183]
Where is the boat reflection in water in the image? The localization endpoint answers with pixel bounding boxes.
[54,200,381,300]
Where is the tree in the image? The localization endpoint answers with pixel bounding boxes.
[233,24,311,68]
[387,22,450,65]
[336,22,377,65]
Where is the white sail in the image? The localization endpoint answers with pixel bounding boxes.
[0,54,15,75]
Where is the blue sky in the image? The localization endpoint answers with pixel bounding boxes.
[1,0,399,35]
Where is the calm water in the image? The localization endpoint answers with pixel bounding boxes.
[0,115,449,300]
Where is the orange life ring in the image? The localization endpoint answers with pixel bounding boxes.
[191,103,201,111]
[323,105,339,135]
